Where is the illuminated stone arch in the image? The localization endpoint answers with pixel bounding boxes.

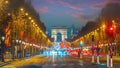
[51,26,67,42]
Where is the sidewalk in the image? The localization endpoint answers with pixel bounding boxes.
[101,56,120,64]
[69,55,120,62]
[83,56,120,64]
[0,58,13,67]
[0,56,31,67]
[71,55,120,68]
[0,58,25,67]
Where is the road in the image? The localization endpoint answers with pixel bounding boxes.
[40,56,106,68]
[2,55,120,68]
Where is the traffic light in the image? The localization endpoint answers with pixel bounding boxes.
[106,24,114,37]
[80,40,83,46]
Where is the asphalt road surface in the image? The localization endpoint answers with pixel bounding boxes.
[19,55,107,68]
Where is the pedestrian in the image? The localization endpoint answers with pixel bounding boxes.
[0,40,5,62]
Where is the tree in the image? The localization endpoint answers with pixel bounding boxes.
[100,3,120,22]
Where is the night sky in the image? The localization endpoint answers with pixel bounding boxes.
[32,0,120,28]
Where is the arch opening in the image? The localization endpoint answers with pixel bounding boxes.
[56,32,62,42]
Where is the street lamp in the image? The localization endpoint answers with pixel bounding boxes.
[25,13,28,16]
[16,39,19,43]
[20,8,24,11]
[28,17,31,20]
[19,40,22,43]
[5,0,9,4]
[1,36,5,41]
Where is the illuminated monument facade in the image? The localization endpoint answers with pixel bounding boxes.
[51,26,67,42]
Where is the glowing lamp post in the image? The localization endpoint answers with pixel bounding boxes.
[1,36,5,41]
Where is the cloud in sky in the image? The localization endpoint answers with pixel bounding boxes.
[32,0,120,27]
[35,6,48,14]
[90,3,103,10]
[59,0,84,11]
[89,0,120,10]
[46,0,55,4]
[71,13,98,22]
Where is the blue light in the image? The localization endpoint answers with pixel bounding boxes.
[43,41,69,57]
[80,42,83,46]
[52,50,56,55]
[46,31,48,34]
[43,51,51,56]
[58,51,62,55]
[62,51,66,56]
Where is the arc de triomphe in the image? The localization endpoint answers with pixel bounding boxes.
[51,26,67,42]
